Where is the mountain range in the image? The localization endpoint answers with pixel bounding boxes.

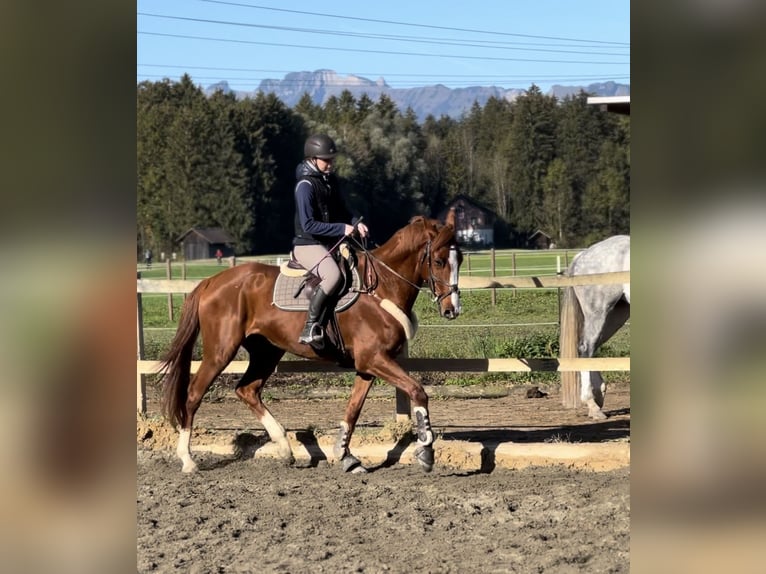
[205,69,630,121]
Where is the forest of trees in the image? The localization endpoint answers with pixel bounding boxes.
[137,74,629,256]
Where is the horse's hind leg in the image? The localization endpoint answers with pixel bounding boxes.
[580,370,607,420]
[578,295,630,420]
[333,372,376,473]
[576,293,610,419]
[234,336,291,463]
[177,315,243,473]
[587,300,630,418]
[178,357,232,472]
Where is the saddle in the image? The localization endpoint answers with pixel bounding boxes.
[272,243,361,363]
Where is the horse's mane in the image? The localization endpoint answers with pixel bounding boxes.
[374,215,454,261]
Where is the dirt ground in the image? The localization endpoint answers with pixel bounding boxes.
[137,380,630,573]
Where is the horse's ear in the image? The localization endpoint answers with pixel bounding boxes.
[445,207,456,229]
[432,208,458,250]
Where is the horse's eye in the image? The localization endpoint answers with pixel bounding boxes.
[434,259,445,268]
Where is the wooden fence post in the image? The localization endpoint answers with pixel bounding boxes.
[166,259,173,322]
[181,261,187,301]
[559,285,581,409]
[511,252,517,298]
[490,248,496,306]
[395,342,411,422]
[136,271,147,415]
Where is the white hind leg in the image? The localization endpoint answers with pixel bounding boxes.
[577,302,612,420]
[233,338,292,463]
[579,334,608,420]
[177,428,198,473]
[260,409,294,463]
[581,371,607,420]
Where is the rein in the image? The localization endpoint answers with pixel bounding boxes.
[346,234,459,305]
[303,233,350,276]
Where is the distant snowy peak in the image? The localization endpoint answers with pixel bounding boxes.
[548,80,630,100]
[258,69,388,92]
[204,70,629,120]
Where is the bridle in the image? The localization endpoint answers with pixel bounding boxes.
[347,235,460,306]
[421,240,461,305]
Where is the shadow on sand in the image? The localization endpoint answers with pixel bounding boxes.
[193,409,629,474]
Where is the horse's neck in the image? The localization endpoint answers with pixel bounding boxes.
[363,243,422,311]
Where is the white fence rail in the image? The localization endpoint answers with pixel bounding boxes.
[136,271,630,415]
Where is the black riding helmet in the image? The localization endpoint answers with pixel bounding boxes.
[304,134,338,159]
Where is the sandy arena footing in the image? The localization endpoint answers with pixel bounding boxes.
[185,431,630,472]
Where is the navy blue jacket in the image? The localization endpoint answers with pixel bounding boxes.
[293,160,358,247]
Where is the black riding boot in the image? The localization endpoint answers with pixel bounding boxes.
[298,286,331,344]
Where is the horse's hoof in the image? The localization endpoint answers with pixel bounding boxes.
[589,409,608,421]
[281,454,296,466]
[181,461,198,473]
[414,445,434,472]
[340,454,367,474]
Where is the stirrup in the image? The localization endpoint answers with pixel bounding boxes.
[298,323,324,344]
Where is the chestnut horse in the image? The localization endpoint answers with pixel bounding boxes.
[159,210,462,474]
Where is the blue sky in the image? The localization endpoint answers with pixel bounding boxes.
[137,0,629,93]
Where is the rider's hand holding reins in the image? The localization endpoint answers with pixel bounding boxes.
[344,221,369,239]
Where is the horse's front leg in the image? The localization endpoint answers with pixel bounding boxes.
[364,356,435,472]
[334,372,375,473]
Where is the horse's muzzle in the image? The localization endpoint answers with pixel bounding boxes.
[442,307,458,320]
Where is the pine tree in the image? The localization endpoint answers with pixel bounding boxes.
[507,86,557,241]
[232,92,304,253]
[541,158,575,245]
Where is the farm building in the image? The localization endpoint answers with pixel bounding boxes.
[177,227,236,261]
[439,195,496,247]
[527,229,554,249]
[586,95,630,115]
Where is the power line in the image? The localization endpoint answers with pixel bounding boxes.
[138,12,629,57]
[138,31,629,66]
[137,63,628,81]
[200,0,629,46]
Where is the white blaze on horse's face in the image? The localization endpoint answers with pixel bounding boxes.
[434,244,461,320]
[449,245,462,317]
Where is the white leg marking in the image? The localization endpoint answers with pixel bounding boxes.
[260,410,293,460]
[177,429,198,473]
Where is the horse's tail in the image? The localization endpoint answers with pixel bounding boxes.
[159,284,203,429]
[559,285,584,407]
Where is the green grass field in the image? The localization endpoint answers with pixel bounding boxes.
[137,248,581,280]
[138,249,629,388]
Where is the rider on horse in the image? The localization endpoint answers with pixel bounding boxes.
[292,134,369,345]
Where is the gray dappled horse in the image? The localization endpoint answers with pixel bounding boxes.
[563,235,630,419]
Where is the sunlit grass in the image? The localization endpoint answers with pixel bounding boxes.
[137,251,629,389]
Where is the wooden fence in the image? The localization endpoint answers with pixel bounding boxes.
[136,271,630,416]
